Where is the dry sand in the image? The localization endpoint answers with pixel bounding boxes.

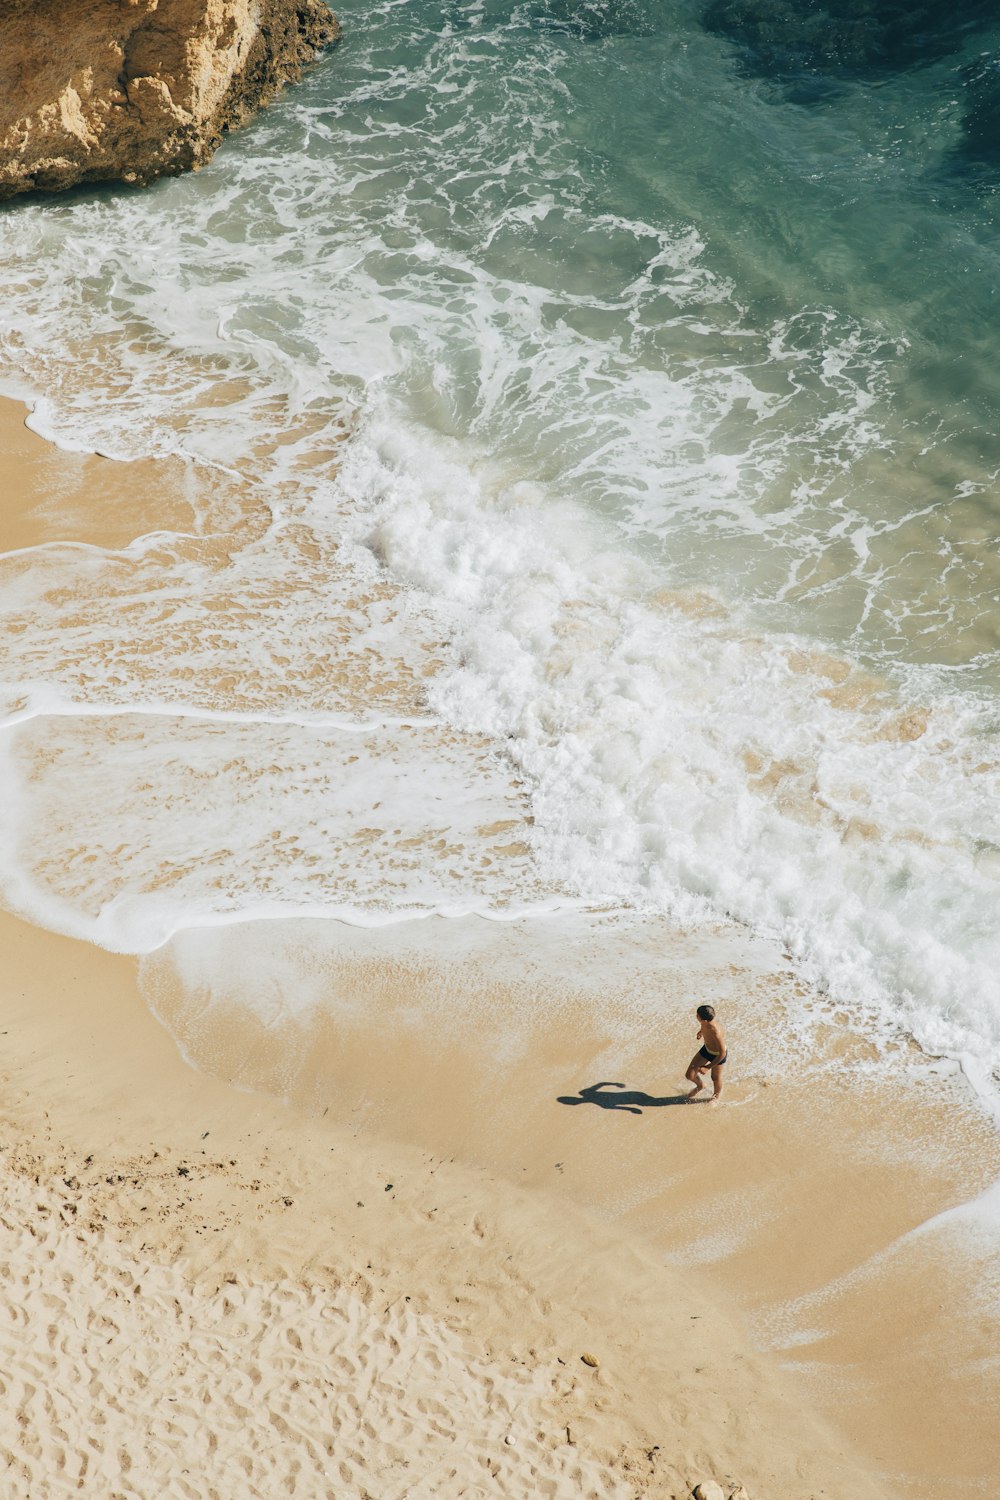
[1,393,998,1499]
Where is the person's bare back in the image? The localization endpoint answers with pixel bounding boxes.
[684,1004,727,1105]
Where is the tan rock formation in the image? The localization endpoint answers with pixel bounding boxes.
[0,0,340,200]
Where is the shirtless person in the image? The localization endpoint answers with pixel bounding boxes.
[685,1004,727,1105]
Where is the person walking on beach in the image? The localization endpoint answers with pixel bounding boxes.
[685,1004,726,1105]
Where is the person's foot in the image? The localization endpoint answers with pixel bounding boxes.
[686,1084,702,1099]
[708,1095,721,1108]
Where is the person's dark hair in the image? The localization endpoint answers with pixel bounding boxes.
[696,1004,716,1021]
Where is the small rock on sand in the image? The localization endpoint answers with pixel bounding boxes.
[693,1483,725,1500]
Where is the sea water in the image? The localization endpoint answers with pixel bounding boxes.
[1,0,1000,1089]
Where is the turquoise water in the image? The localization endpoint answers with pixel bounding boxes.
[1,0,1000,1086]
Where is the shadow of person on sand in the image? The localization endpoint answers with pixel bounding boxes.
[556,1081,694,1115]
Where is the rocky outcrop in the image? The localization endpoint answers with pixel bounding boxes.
[0,0,340,200]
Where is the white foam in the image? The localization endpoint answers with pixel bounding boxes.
[0,710,551,951]
[908,1175,1000,1253]
[0,2,999,1101]
[331,404,1000,1082]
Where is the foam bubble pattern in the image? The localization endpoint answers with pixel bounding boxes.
[0,712,544,951]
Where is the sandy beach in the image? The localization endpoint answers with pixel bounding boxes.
[0,900,895,1500]
[2,393,999,1499]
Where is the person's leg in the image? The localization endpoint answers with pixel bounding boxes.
[708,1060,724,1105]
[685,1053,707,1097]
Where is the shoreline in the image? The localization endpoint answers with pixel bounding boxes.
[0,905,887,1499]
[2,392,999,1495]
[142,906,1000,1494]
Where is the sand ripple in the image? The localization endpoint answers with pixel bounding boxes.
[0,1172,629,1499]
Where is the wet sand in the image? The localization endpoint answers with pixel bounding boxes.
[144,909,1000,1497]
[0,396,202,552]
[0,906,894,1500]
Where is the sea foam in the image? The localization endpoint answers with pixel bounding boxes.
[0,0,999,1097]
